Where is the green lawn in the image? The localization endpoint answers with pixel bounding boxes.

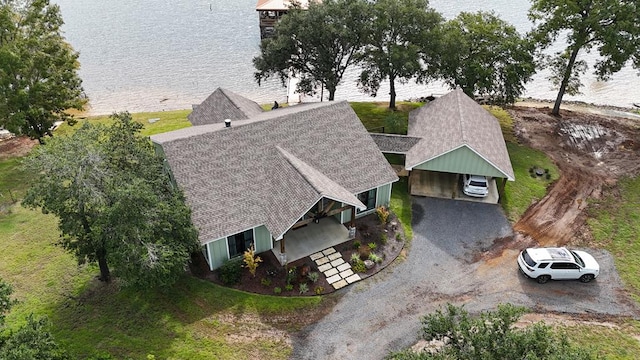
[588,176,640,303]
[0,157,31,210]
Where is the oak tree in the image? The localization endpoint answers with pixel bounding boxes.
[22,113,199,288]
[253,0,370,101]
[0,0,85,143]
[438,11,535,105]
[358,0,443,109]
[529,0,640,115]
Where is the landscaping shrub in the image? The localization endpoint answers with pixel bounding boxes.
[350,252,360,263]
[368,242,377,251]
[260,277,272,287]
[285,284,294,291]
[376,206,390,224]
[314,286,324,295]
[299,283,309,294]
[307,271,319,283]
[380,233,388,245]
[358,246,371,260]
[352,259,366,273]
[396,233,402,241]
[242,245,262,277]
[219,257,243,285]
[273,287,282,294]
[369,253,382,264]
[286,266,297,285]
[353,240,361,249]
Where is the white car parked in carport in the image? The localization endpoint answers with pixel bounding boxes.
[518,247,600,284]
[462,174,489,197]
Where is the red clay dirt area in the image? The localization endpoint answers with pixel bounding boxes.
[0,136,38,160]
[508,106,640,249]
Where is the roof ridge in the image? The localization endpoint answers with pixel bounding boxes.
[456,90,468,144]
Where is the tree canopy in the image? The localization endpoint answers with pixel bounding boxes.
[0,0,85,143]
[529,0,640,115]
[387,304,595,359]
[253,0,370,101]
[358,0,443,109]
[438,11,535,105]
[22,113,200,288]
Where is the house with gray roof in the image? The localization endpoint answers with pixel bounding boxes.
[152,91,398,270]
[187,88,264,126]
[373,88,514,203]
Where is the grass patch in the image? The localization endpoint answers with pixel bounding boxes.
[384,153,405,165]
[350,101,422,133]
[0,157,31,210]
[588,176,640,302]
[501,142,559,221]
[562,321,640,359]
[390,177,412,242]
[485,105,517,143]
[56,109,192,137]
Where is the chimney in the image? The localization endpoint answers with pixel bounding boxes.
[224,119,231,128]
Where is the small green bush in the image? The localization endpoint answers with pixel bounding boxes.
[376,206,390,224]
[307,271,319,283]
[299,283,309,294]
[219,257,243,285]
[260,277,272,287]
[396,233,402,241]
[286,267,297,285]
[285,284,294,291]
[352,260,366,273]
[368,242,377,251]
[350,252,361,263]
[314,286,324,295]
[273,287,282,294]
[369,253,383,264]
[380,234,388,245]
[353,240,361,249]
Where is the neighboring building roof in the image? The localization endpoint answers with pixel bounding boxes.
[370,133,421,154]
[256,0,311,11]
[187,88,263,126]
[405,89,515,180]
[152,100,398,244]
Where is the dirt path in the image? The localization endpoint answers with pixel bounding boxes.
[508,106,640,247]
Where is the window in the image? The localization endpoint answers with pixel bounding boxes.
[227,229,253,258]
[550,263,579,270]
[357,188,377,214]
[538,262,549,269]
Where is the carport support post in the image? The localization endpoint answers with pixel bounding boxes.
[497,178,507,203]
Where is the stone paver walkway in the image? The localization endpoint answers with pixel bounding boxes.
[310,247,361,290]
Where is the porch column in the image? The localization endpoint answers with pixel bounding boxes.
[350,205,355,228]
[278,236,287,266]
[280,236,285,254]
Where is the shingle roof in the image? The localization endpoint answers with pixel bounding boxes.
[406,89,515,180]
[370,133,421,153]
[152,101,397,243]
[256,0,311,11]
[187,88,264,126]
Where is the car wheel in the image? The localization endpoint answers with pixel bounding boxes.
[579,274,594,283]
[536,275,551,284]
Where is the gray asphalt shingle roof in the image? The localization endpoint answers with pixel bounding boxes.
[370,133,421,153]
[406,89,515,180]
[152,100,398,244]
[187,88,264,126]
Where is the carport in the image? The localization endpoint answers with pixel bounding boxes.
[371,89,515,204]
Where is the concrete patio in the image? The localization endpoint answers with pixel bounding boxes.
[272,217,351,264]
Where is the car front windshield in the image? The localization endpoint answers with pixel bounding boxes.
[571,251,585,267]
[522,250,536,267]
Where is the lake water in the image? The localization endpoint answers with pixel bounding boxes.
[53,0,640,115]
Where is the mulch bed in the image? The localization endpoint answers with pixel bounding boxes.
[195,212,406,296]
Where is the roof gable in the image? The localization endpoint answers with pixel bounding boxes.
[187,88,263,126]
[153,101,398,243]
[406,89,514,180]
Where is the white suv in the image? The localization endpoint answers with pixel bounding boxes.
[517,247,600,284]
[462,174,489,197]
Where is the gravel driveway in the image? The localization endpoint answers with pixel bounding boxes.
[290,197,639,359]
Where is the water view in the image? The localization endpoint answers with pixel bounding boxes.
[53,0,640,114]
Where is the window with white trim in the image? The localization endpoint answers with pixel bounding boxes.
[227,229,253,258]
[357,188,377,214]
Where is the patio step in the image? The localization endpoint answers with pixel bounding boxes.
[311,246,362,290]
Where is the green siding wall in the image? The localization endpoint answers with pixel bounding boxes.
[413,146,506,178]
[207,238,228,270]
[254,226,272,253]
[377,183,392,207]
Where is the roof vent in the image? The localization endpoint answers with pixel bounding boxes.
[224,119,231,128]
